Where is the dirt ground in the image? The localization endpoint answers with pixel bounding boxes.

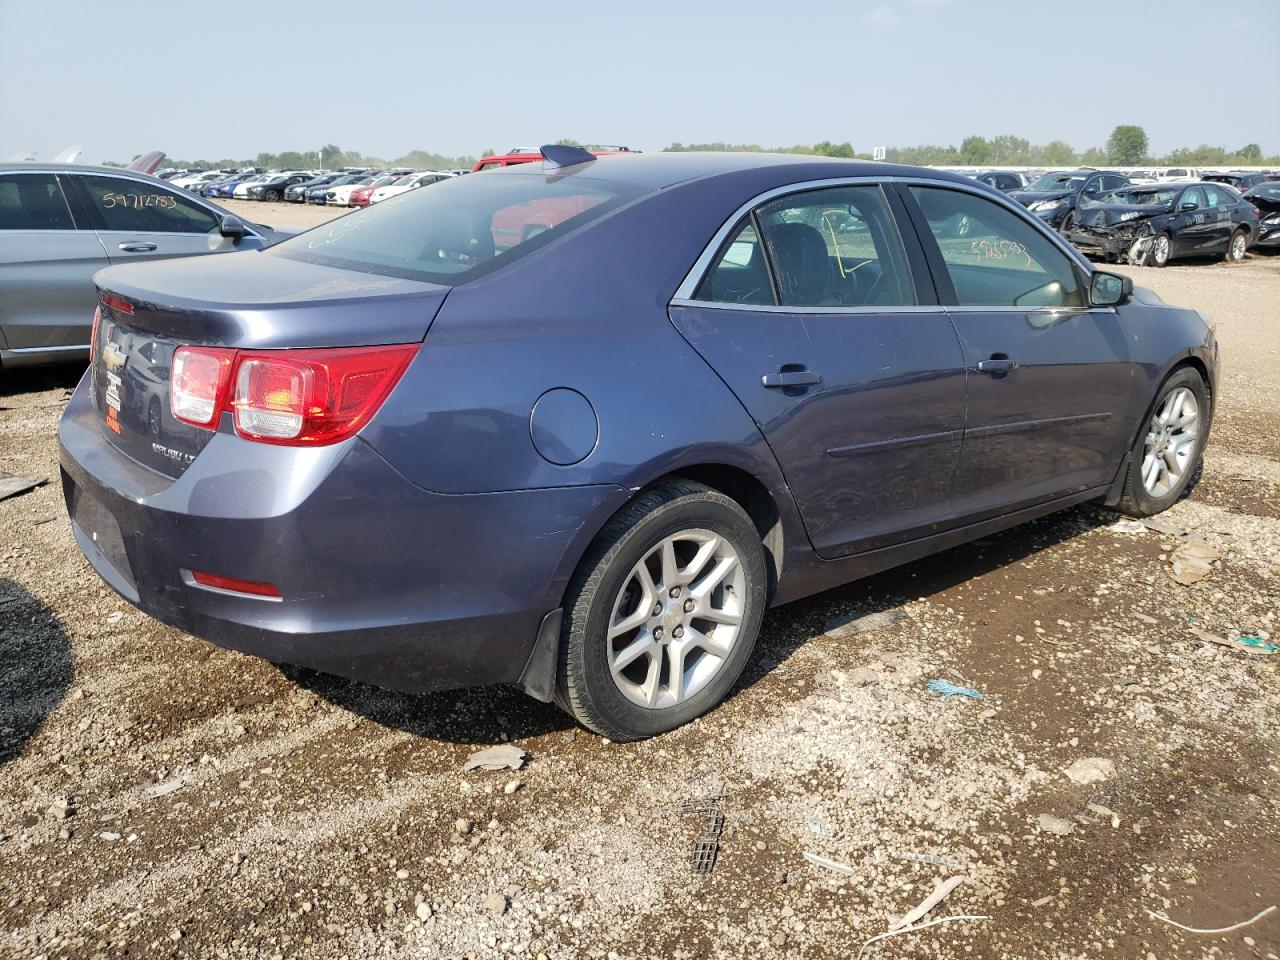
[1,228,1277,960]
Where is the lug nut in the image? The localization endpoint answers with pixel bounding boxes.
[672,626,684,639]
[653,627,664,641]
[683,599,695,613]
[669,586,681,599]
[653,603,663,617]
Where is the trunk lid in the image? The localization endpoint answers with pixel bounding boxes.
[92,251,449,479]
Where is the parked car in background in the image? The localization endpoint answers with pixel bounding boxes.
[1010,169,1130,231]
[60,149,1215,740]
[1243,181,1280,250]
[202,171,262,199]
[232,174,281,201]
[370,171,454,203]
[285,174,340,203]
[246,173,315,202]
[326,173,410,207]
[307,173,371,205]
[972,170,1028,193]
[1066,182,1258,266]
[348,175,404,208]
[0,164,287,370]
[1203,171,1274,192]
[170,170,224,192]
[1129,168,1200,185]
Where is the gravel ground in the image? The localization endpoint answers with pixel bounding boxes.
[2,245,1278,960]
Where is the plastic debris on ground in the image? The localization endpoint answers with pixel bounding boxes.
[824,607,906,640]
[1190,627,1278,657]
[462,744,527,772]
[926,679,984,700]
[1167,540,1221,585]
[0,474,46,502]
[1106,518,1148,534]
[1062,757,1115,786]
[681,784,725,875]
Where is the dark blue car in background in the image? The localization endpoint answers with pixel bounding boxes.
[59,149,1217,740]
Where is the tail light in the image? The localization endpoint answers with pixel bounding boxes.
[169,344,417,446]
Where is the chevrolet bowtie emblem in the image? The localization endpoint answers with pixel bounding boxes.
[102,343,126,370]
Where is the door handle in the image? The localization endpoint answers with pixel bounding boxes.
[118,242,157,252]
[976,357,1017,375]
[762,369,822,388]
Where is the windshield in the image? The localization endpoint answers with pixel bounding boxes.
[1025,173,1085,192]
[1248,184,1280,201]
[270,170,650,285]
[392,175,417,186]
[1106,188,1178,206]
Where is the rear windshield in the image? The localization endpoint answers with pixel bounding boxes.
[1107,188,1178,206]
[269,170,648,284]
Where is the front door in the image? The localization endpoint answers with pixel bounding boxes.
[902,184,1135,522]
[65,173,248,267]
[670,183,967,558]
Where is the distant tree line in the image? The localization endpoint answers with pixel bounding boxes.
[665,127,1278,167]
[105,127,1278,171]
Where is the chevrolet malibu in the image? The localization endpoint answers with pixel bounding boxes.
[60,148,1217,740]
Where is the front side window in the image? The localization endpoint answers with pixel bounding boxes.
[909,186,1084,308]
[0,173,76,230]
[271,171,649,284]
[76,174,219,234]
[1180,186,1206,209]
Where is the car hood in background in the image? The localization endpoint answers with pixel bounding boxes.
[1075,200,1170,228]
[1009,190,1073,206]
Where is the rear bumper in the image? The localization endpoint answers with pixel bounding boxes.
[58,373,628,694]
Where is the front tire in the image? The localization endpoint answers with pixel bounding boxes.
[1151,232,1172,268]
[1116,367,1210,517]
[264,189,281,202]
[557,480,766,741]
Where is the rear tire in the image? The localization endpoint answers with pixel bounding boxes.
[1225,228,1247,263]
[1116,367,1210,517]
[265,190,281,202]
[556,480,766,741]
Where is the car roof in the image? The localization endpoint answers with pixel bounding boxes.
[0,161,173,184]
[473,151,982,192]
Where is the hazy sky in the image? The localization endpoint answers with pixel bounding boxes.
[3,0,1277,164]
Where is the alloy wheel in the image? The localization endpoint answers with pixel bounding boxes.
[1141,386,1199,497]
[605,528,745,709]
[1230,232,1246,261]
[1153,235,1170,266]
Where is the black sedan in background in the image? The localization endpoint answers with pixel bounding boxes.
[1204,172,1274,192]
[246,173,314,202]
[1010,169,1130,231]
[973,170,1028,193]
[285,174,340,202]
[1065,182,1259,266]
[304,173,370,204]
[1244,181,1280,250]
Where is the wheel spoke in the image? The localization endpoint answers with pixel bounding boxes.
[690,554,739,599]
[686,626,732,659]
[682,535,720,585]
[642,653,662,706]
[1142,453,1161,488]
[612,634,655,675]
[608,602,650,641]
[666,642,687,703]
[660,538,679,589]
[697,605,742,628]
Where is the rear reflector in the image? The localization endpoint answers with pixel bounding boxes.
[191,570,282,598]
[99,292,134,315]
[90,306,102,364]
[168,343,418,446]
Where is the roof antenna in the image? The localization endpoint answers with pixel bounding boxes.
[540,144,596,168]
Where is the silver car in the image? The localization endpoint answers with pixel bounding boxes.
[0,163,287,370]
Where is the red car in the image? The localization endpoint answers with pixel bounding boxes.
[472,146,634,173]
[349,175,402,208]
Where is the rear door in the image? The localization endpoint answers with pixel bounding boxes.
[0,171,106,354]
[669,182,968,558]
[65,172,257,266]
[901,183,1135,521]
[1172,186,1212,254]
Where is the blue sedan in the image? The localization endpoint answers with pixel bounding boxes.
[60,148,1217,740]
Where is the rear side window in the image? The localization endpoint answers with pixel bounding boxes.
[75,174,219,234]
[271,171,649,284]
[0,174,76,230]
[694,185,914,308]
[909,186,1084,308]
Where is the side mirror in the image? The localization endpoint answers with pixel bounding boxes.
[1180,202,1197,211]
[219,214,248,239]
[1090,270,1132,307]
